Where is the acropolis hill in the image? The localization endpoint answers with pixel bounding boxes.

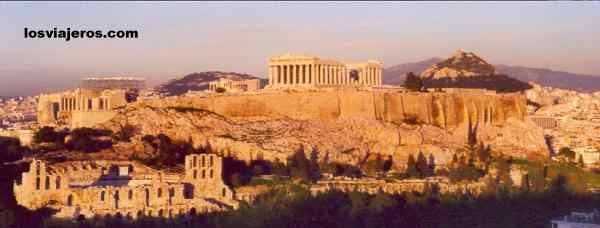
[100,88,546,170]
[19,52,549,221]
[88,52,545,171]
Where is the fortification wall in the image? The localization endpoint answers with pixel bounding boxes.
[138,90,526,128]
[71,110,118,128]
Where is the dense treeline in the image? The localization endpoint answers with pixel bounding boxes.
[39,176,600,228]
[4,127,600,227]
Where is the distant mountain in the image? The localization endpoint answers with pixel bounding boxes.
[383,57,441,85]
[155,71,265,96]
[415,50,532,93]
[384,56,600,92]
[495,65,600,93]
[420,50,497,79]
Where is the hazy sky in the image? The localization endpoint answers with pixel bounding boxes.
[1,2,599,96]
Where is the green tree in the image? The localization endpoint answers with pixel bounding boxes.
[495,158,513,188]
[578,154,585,168]
[33,126,66,144]
[364,154,385,176]
[368,191,398,213]
[288,147,312,182]
[520,173,530,193]
[477,143,492,164]
[549,174,571,197]
[404,72,424,92]
[406,154,418,177]
[308,147,321,180]
[0,204,15,228]
[558,147,576,163]
[416,151,428,178]
[427,154,436,176]
[0,137,24,162]
[68,127,113,153]
[113,123,137,142]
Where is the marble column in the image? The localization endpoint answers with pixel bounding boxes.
[291,65,294,85]
[335,66,340,84]
[302,65,306,84]
[309,64,313,84]
[324,65,327,84]
[368,68,372,85]
[316,64,320,84]
[368,67,373,85]
[296,65,300,84]
[268,66,273,85]
[275,66,281,84]
[328,66,332,84]
[322,65,326,84]
[283,65,292,85]
[320,65,324,84]
[314,65,318,84]
[377,68,381,85]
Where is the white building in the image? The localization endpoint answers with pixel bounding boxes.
[551,211,600,228]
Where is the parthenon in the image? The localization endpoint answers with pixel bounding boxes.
[267,53,383,88]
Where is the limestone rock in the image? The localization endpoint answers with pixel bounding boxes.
[420,49,496,80]
[98,90,546,172]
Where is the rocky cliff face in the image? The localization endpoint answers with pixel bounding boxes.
[100,90,546,171]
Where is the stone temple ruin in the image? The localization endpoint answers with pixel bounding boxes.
[13,154,238,219]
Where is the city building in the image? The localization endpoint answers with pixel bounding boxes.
[267,53,383,88]
[37,88,131,128]
[80,77,146,91]
[551,211,600,228]
[207,78,261,93]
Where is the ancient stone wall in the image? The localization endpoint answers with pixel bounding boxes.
[138,90,526,128]
[13,154,238,219]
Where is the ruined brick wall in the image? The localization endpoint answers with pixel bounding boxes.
[13,155,237,219]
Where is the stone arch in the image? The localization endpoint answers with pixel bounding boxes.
[67,194,73,206]
[147,210,153,217]
[484,108,488,124]
[145,189,150,206]
[114,190,120,209]
[158,209,164,217]
[168,209,173,218]
[55,176,61,189]
[168,188,175,205]
[189,207,197,216]
[136,210,143,218]
[126,212,132,220]
[45,176,50,190]
[36,161,41,175]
